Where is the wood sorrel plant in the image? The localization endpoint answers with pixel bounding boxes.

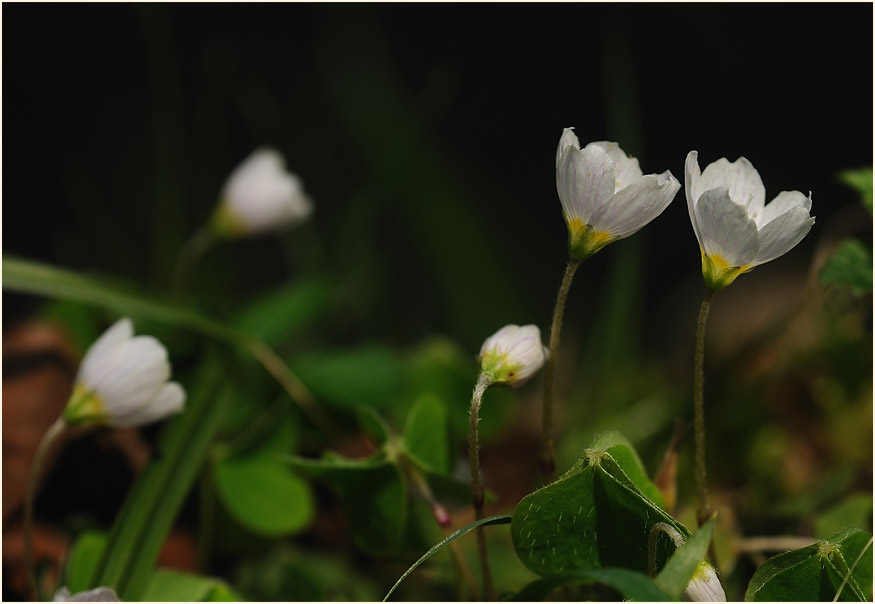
[684,150,815,525]
[469,324,546,600]
[543,127,680,478]
[24,318,185,599]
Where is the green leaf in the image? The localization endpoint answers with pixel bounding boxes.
[291,344,404,410]
[65,531,107,594]
[3,256,238,342]
[233,277,333,347]
[403,394,451,475]
[213,440,314,537]
[654,518,715,599]
[508,568,671,602]
[745,527,873,601]
[589,431,665,508]
[819,239,873,295]
[142,570,240,602]
[511,434,688,578]
[838,167,874,214]
[815,494,873,539]
[382,514,512,601]
[288,454,407,556]
[89,355,233,600]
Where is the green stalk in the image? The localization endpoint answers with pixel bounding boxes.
[468,373,495,600]
[540,259,581,480]
[693,289,715,527]
[24,417,66,600]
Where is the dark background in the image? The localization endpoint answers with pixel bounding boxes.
[4,3,872,351]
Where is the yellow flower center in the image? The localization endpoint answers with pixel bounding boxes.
[701,250,752,291]
[567,218,616,261]
[63,382,110,427]
[211,201,249,238]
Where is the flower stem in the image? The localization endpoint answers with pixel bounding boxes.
[540,258,581,481]
[173,227,215,295]
[468,373,495,601]
[647,522,685,576]
[24,416,66,600]
[694,288,715,527]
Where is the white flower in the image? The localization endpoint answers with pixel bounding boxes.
[63,318,185,428]
[683,561,726,602]
[556,127,680,260]
[478,324,547,386]
[212,148,313,237]
[685,151,815,291]
[53,586,120,602]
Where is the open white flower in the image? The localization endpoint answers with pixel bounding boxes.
[556,127,680,260]
[63,318,185,428]
[479,324,547,387]
[686,151,815,291]
[683,561,726,602]
[212,148,313,237]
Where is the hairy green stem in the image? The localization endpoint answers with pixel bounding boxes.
[540,258,581,480]
[24,416,67,600]
[468,373,494,601]
[647,522,685,576]
[694,289,714,527]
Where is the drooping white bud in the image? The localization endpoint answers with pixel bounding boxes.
[683,561,726,602]
[478,324,547,387]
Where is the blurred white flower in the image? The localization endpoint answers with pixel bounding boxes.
[556,127,680,260]
[212,148,313,237]
[478,324,547,387]
[683,561,726,602]
[53,586,120,602]
[63,318,185,428]
[685,151,815,291]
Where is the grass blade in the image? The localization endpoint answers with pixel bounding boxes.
[382,514,512,601]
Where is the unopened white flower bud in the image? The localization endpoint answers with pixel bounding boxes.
[63,318,185,428]
[683,561,726,602]
[212,148,313,237]
[53,586,120,602]
[478,324,547,387]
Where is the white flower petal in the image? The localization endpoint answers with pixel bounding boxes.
[698,156,765,217]
[110,382,186,427]
[555,127,580,168]
[685,151,704,243]
[91,337,170,412]
[556,144,616,224]
[588,170,680,239]
[752,206,815,266]
[757,190,812,227]
[683,562,726,602]
[77,318,132,384]
[586,141,643,191]
[694,187,760,266]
